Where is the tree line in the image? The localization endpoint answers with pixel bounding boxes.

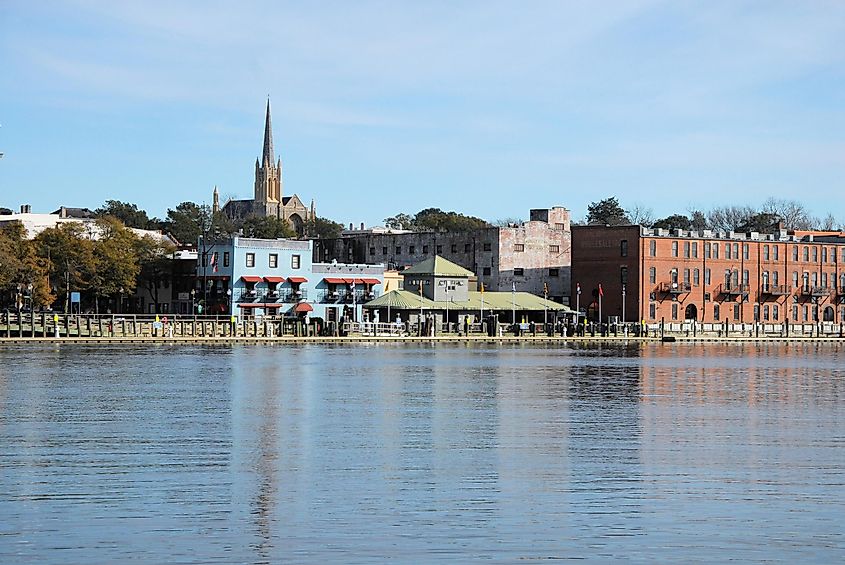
[0,217,174,313]
[581,197,844,233]
[384,208,490,232]
[94,200,345,244]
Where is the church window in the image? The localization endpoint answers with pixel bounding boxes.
[246,253,255,268]
[269,254,278,268]
[621,240,628,257]
[291,255,300,269]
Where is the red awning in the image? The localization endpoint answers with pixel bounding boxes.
[292,302,314,313]
[240,275,262,283]
[323,277,346,284]
[287,276,308,283]
[343,278,357,284]
[362,278,381,285]
[264,276,285,284]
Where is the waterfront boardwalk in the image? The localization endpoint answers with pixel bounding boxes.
[2,334,844,345]
[2,312,843,344]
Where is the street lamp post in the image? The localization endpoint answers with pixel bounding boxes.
[622,284,626,324]
[576,282,581,320]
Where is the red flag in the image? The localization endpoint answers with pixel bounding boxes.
[598,283,604,297]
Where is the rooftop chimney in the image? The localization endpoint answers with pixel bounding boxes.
[20,204,31,214]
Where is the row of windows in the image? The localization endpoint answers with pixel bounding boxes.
[371,243,474,255]
[648,303,845,322]
[479,267,560,277]
[243,252,300,269]
[368,242,564,255]
[645,240,845,263]
[646,266,845,288]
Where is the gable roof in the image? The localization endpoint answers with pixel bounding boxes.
[402,255,474,277]
[364,289,439,309]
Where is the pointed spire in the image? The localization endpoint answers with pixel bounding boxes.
[261,98,274,165]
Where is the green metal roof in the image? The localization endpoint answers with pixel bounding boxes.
[365,289,572,313]
[364,289,439,309]
[401,256,474,277]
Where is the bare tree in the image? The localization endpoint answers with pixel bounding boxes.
[492,217,523,227]
[815,213,839,231]
[761,198,812,230]
[627,203,655,227]
[706,205,755,232]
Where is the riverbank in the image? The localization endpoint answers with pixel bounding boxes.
[2,334,844,345]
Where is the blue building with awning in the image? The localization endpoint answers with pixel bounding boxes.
[198,237,384,323]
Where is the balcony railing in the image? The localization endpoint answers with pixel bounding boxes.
[235,288,307,303]
[720,283,749,297]
[761,284,791,296]
[659,282,691,295]
[236,289,258,302]
[802,286,832,297]
[316,290,341,303]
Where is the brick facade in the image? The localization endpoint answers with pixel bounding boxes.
[572,225,845,324]
[313,207,572,303]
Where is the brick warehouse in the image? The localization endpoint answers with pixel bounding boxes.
[572,225,845,325]
[313,207,572,303]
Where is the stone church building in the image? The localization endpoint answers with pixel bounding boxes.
[217,100,315,235]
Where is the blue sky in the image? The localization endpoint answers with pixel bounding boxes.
[1,1,843,225]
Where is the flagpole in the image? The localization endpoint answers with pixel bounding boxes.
[598,284,602,326]
[480,283,484,327]
[576,282,581,319]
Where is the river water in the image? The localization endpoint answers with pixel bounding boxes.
[0,342,843,563]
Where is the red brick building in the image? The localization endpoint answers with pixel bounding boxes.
[572,225,845,325]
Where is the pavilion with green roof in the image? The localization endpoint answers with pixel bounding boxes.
[363,255,574,326]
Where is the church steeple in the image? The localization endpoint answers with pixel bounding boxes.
[255,98,282,205]
[261,98,274,165]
